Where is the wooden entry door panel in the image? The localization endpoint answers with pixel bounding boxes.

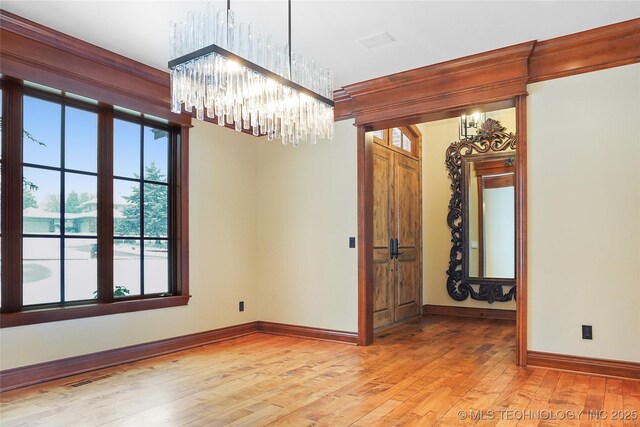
[372,144,395,328]
[394,155,421,321]
[373,249,393,327]
[395,155,420,248]
[372,137,421,329]
[396,247,420,321]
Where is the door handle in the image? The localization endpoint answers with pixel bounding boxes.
[389,238,394,260]
[394,238,403,259]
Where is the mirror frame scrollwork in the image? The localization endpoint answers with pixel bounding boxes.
[445,118,517,303]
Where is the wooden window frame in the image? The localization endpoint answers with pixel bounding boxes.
[0,81,190,328]
[371,125,420,159]
[0,11,192,328]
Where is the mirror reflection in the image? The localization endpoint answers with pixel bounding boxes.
[465,154,515,279]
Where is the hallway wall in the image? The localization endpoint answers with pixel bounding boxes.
[418,109,517,311]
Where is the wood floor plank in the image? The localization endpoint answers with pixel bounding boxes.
[622,380,640,427]
[603,379,625,427]
[0,316,636,427]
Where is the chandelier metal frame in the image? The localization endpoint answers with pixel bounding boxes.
[168,0,336,143]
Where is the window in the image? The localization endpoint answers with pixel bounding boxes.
[1,81,188,327]
[370,126,420,158]
[372,130,385,143]
[113,119,170,297]
[22,95,99,305]
[392,128,402,148]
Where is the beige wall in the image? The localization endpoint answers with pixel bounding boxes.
[419,109,516,310]
[528,63,640,362]
[0,121,261,370]
[255,120,358,332]
[4,63,638,370]
[1,119,358,370]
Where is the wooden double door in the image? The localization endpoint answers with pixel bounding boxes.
[372,141,421,329]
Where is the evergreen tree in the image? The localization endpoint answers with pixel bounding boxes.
[116,163,167,237]
[65,191,93,213]
[44,192,94,213]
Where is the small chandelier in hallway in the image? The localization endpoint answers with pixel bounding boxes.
[459,112,486,139]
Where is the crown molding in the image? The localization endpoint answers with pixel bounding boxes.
[528,18,640,82]
[0,9,191,126]
[333,18,640,125]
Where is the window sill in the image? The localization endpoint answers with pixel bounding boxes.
[0,295,190,328]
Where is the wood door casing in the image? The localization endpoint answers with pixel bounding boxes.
[372,144,394,328]
[372,138,421,329]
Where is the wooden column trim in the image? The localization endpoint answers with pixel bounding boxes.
[1,79,23,312]
[357,125,373,345]
[515,95,528,367]
[97,106,114,303]
[177,126,190,298]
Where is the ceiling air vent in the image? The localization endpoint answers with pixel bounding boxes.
[357,31,396,50]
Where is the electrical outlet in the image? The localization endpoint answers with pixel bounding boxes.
[582,325,592,340]
[349,237,356,248]
[239,301,244,312]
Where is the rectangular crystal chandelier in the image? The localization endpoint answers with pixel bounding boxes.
[168,2,335,146]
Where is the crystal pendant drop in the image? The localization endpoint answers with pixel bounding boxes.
[168,1,334,146]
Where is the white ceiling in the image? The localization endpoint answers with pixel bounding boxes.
[2,1,639,88]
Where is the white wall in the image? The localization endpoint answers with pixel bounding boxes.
[528,63,640,362]
[419,109,517,310]
[0,121,261,370]
[255,120,358,332]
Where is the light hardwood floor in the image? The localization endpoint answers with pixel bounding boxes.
[1,316,638,426]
